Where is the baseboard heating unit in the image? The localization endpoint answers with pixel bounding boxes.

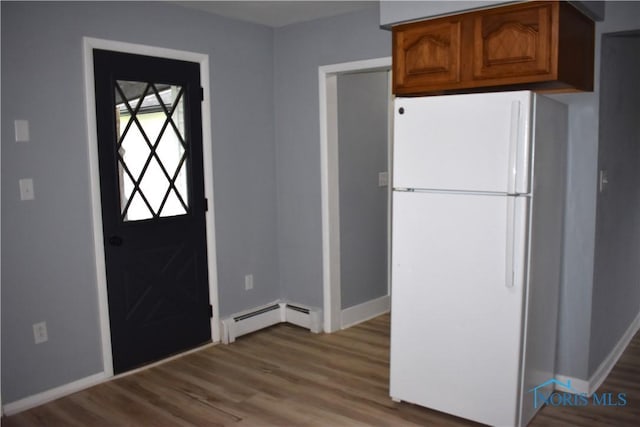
[220,301,322,344]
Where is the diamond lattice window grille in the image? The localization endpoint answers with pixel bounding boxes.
[114,81,189,221]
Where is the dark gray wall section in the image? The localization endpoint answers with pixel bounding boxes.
[273,6,391,308]
[337,71,389,309]
[589,32,640,376]
[1,1,279,402]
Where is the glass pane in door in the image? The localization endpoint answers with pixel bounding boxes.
[114,80,189,221]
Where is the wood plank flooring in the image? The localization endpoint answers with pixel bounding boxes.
[3,314,639,426]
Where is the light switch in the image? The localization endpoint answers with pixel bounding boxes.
[19,178,35,201]
[14,120,30,142]
[378,171,389,187]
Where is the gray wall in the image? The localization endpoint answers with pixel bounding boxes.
[379,1,605,27]
[1,1,279,403]
[337,71,389,309]
[589,31,640,376]
[379,0,503,26]
[273,6,391,308]
[550,1,640,380]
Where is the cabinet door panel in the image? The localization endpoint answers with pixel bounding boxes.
[473,3,554,80]
[394,20,461,92]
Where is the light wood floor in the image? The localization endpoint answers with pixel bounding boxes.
[3,314,639,426]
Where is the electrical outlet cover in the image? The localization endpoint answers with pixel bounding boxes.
[244,274,254,290]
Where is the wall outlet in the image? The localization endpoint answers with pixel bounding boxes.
[33,321,48,344]
[244,274,254,290]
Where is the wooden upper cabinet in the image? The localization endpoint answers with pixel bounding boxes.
[393,1,594,95]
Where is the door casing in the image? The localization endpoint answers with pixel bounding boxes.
[318,57,392,332]
[83,37,220,377]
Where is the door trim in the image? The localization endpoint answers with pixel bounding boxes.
[82,37,220,377]
[318,57,392,332]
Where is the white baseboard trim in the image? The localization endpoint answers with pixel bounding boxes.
[587,309,640,395]
[553,374,590,395]
[341,295,390,329]
[3,372,107,416]
[555,309,640,396]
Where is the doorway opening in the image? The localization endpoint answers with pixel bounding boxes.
[319,57,393,332]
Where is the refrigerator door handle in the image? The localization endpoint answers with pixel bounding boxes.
[505,196,528,289]
[507,101,521,195]
[505,197,516,288]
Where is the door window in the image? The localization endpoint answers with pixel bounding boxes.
[115,80,189,221]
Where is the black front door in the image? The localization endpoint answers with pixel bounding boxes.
[93,49,211,373]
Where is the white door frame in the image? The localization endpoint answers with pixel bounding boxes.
[318,57,392,333]
[82,37,221,377]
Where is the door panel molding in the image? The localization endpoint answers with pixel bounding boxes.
[83,37,220,377]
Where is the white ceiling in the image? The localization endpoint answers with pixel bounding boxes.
[175,1,377,28]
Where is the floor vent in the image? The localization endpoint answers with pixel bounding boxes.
[221,300,322,344]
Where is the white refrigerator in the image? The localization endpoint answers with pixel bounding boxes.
[389,91,567,426]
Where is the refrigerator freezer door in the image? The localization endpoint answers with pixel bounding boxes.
[390,191,529,426]
[393,92,531,194]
